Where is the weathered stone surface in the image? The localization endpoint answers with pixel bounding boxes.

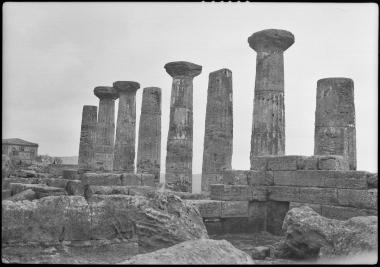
[137,87,161,184]
[322,170,368,189]
[165,61,202,192]
[297,156,319,170]
[267,186,299,202]
[251,246,270,260]
[317,155,349,170]
[3,192,208,253]
[367,173,378,188]
[200,174,223,192]
[185,199,222,218]
[7,189,37,201]
[3,177,41,188]
[247,170,273,185]
[337,188,377,209]
[248,201,267,231]
[93,86,118,171]
[266,200,289,235]
[140,173,156,187]
[267,156,304,171]
[282,206,377,259]
[122,239,254,264]
[78,105,97,171]
[221,201,249,218]
[9,183,66,199]
[299,187,338,205]
[210,184,251,201]
[274,170,324,187]
[2,189,11,200]
[113,81,140,172]
[201,69,233,192]
[248,29,294,159]
[90,185,130,195]
[65,180,84,195]
[171,191,208,200]
[314,78,356,170]
[2,154,13,179]
[321,205,378,221]
[222,170,248,185]
[62,169,79,180]
[14,169,37,178]
[120,173,140,186]
[289,202,322,214]
[250,156,269,171]
[250,186,268,201]
[81,172,122,186]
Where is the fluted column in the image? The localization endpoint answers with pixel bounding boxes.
[113,81,140,172]
[137,87,162,184]
[248,29,294,169]
[314,78,356,170]
[201,68,233,192]
[164,61,202,192]
[93,86,118,171]
[78,105,97,171]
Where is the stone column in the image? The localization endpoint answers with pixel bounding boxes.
[248,29,294,167]
[201,68,233,192]
[164,61,202,192]
[137,87,162,184]
[78,105,97,171]
[93,86,118,171]
[314,78,356,170]
[113,81,140,172]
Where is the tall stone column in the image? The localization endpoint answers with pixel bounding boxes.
[314,78,356,170]
[94,86,118,171]
[113,81,140,172]
[137,87,162,184]
[164,61,202,192]
[201,68,233,192]
[78,105,97,171]
[248,29,294,167]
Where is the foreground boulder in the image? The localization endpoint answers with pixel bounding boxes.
[122,239,254,264]
[280,206,377,259]
[2,191,208,253]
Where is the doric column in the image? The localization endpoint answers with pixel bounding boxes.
[78,105,97,171]
[164,61,202,192]
[201,68,233,192]
[314,78,356,170]
[93,86,118,171]
[113,81,140,172]
[137,87,162,184]
[248,29,294,168]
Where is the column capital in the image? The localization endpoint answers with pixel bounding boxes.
[317,77,354,89]
[248,29,294,53]
[113,81,140,94]
[94,86,119,100]
[164,61,202,78]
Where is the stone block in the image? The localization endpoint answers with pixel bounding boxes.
[337,188,377,209]
[267,156,306,171]
[222,170,248,185]
[2,189,11,200]
[62,169,79,180]
[221,201,249,218]
[266,201,289,236]
[321,205,378,220]
[367,173,378,188]
[317,155,349,170]
[299,187,338,205]
[82,173,122,186]
[186,200,222,218]
[201,173,223,192]
[248,201,267,231]
[247,171,274,186]
[267,186,299,202]
[121,173,141,186]
[221,185,251,201]
[90,185,131,195]
[65,180,84,196]
[273,171,324,187]
[140,173,156,187]
[296,156,318,170]
[289,202,321,214]
[250,157,269,171]
[250,186,268,201]
[40,178,69,188]
[209,184,225,200]
[251,246,270,260]
[322,170,368,189]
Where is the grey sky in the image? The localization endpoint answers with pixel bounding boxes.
[3,3,378,180]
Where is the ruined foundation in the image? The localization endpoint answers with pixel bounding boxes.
[93,86,119,171]
[136,87,162,184]
[248,29,294,163]
[201,69,233,192]
[78,105,97,171]
[113,81,140,172]
[165,61,202,192]
[314,78,357,170]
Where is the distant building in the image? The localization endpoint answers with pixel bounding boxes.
[2,138,38,163]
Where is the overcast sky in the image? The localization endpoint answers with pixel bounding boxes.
[3,3,378,182]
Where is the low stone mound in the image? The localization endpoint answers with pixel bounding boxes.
[122,239,254,264]
[280,205,377,259]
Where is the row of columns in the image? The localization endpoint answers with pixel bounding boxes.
[78,28,357,193]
